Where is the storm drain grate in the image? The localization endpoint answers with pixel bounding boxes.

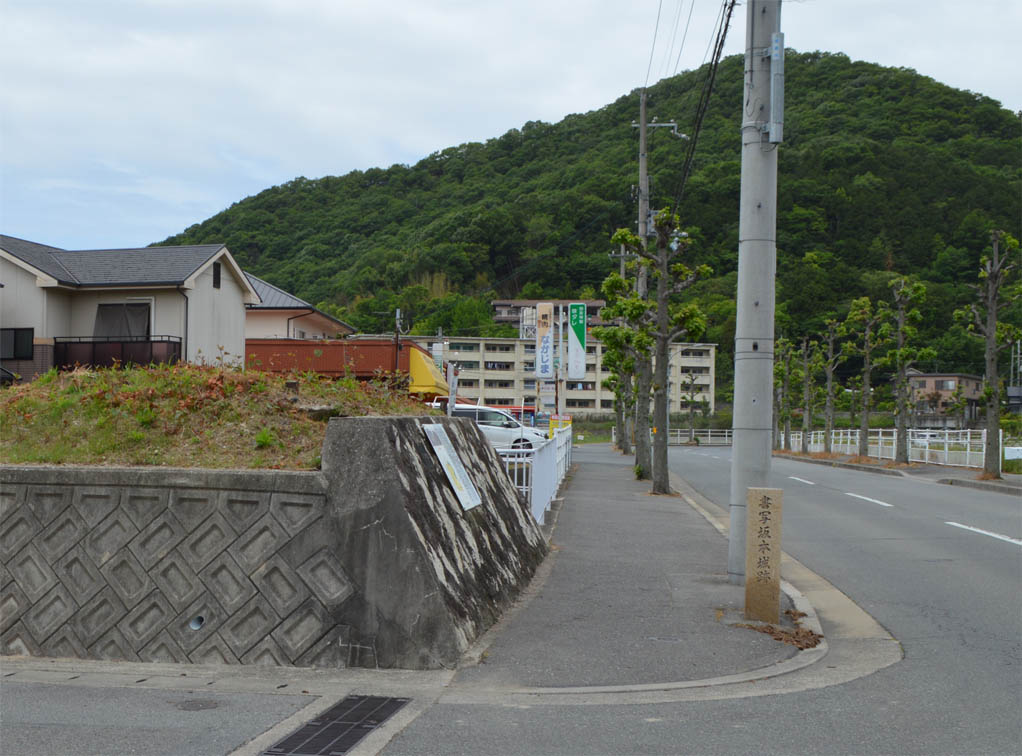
[264,695,410,756]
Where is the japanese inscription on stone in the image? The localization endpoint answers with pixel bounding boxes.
[744,487,782,623]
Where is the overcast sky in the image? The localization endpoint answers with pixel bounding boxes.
[1,0,1018,251]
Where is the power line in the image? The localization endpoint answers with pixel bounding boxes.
[671,0,698,75]
[661,0,687,81]
[644,0,666,89]
[670,0,738,214]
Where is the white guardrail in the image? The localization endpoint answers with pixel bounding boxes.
[496,427,573,526]
[611,426,1013,471]
[788,428,1002,470]
[612,428,734,446]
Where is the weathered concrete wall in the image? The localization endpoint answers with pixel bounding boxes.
[0,416,546,669]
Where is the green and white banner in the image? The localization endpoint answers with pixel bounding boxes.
[567,302,586,380]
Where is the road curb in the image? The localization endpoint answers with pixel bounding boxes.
[773,454,902,476]
[936,477,1022,495]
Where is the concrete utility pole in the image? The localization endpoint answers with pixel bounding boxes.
[728,0,783,585]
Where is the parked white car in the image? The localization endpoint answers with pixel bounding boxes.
[443,404,548,449]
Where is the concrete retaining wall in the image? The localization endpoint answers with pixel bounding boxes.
[0,416,547,669]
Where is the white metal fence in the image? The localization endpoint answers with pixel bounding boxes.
[611,428,734,446]
[786,428,999,470]
[497,427,573,526]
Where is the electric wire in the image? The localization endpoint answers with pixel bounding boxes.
[661,0,687,81]
[671,0,698,75]
[644,0,666,89]
[670,0,737,215]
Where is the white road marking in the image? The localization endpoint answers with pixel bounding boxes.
[788,476,815,485]
[944,521,1022,547]
[845,492,893,507]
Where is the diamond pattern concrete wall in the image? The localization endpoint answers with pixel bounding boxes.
[2,416,547,670]
[0,469,350,667]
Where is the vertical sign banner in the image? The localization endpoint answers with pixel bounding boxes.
[446,362,458,415]
[567,303,586,380]
[744,487,783,623]
[536,302,554,378]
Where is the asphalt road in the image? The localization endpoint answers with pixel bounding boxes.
[670,447,1022,754]
[382,448,1021,756]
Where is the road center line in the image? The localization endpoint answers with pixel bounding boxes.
[788,476,815,485]
[944,521,1022,547]
[845,492,892,507]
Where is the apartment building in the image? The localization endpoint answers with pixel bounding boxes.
[409,335,716,418]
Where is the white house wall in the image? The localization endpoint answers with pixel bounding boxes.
[187,264,246,365]
[65,290,185,340]
[0,258,72,336]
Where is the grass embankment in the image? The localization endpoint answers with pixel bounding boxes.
[0,364,433,470]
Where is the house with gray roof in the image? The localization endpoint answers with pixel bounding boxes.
[1,234,259,380]
[244,273,354,340]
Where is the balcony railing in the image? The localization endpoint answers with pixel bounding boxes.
[53,336,182,369]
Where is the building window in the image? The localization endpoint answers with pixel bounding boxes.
[523,379,536,390]
[485,361,514,371]
[449,342,478,352]
[938,379,956,390]
[484,380,514,389]
[458,379,478,388]
[681,348,708,357]
[601,399,614,409]
[485,343,514,352]
[1,328,33,360]
[213,261,222,289]
[566,399,595,408]
[94,303,151,338]
[566,382,595,391]
[456,361,479,370]
[523,362,535,371]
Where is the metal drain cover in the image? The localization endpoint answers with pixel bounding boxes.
[264,695,409,756]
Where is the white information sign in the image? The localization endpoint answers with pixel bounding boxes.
[423,423,481,511]
[567,302,586,380]
[535,302,554,379]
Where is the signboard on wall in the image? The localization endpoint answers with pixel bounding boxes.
[536,302,554,379]
[423,423,481,511]
[567,303,586,380]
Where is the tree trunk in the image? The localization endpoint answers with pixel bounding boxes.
[858,347,872,458]
[824,364,835,454]
[801,341,812,454]
[634,354,652,479]
[614,380,630,454]
[894,306,910,464]
[983,283,1001,477]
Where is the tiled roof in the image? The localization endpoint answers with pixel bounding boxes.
[0,235,75,284]
[245,273,312,309]
[1,234,225,286]
[245,273,354,332]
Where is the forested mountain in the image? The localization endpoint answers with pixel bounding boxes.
[160,51,1020,380]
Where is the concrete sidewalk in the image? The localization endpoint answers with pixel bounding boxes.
[451,444,801,692]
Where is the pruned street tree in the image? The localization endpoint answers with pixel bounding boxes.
[799,337,825,454]
[954,230,1021,477]
[885,277,937,464]
[595,327,635,455]
[820,318,849,454]
[845,296,893,458]
[605,208,710,494]
[774,338,797,451]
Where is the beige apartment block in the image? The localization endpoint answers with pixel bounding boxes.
[409,335,716,418]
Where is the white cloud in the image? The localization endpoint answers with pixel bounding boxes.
[1,0,1018,249]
